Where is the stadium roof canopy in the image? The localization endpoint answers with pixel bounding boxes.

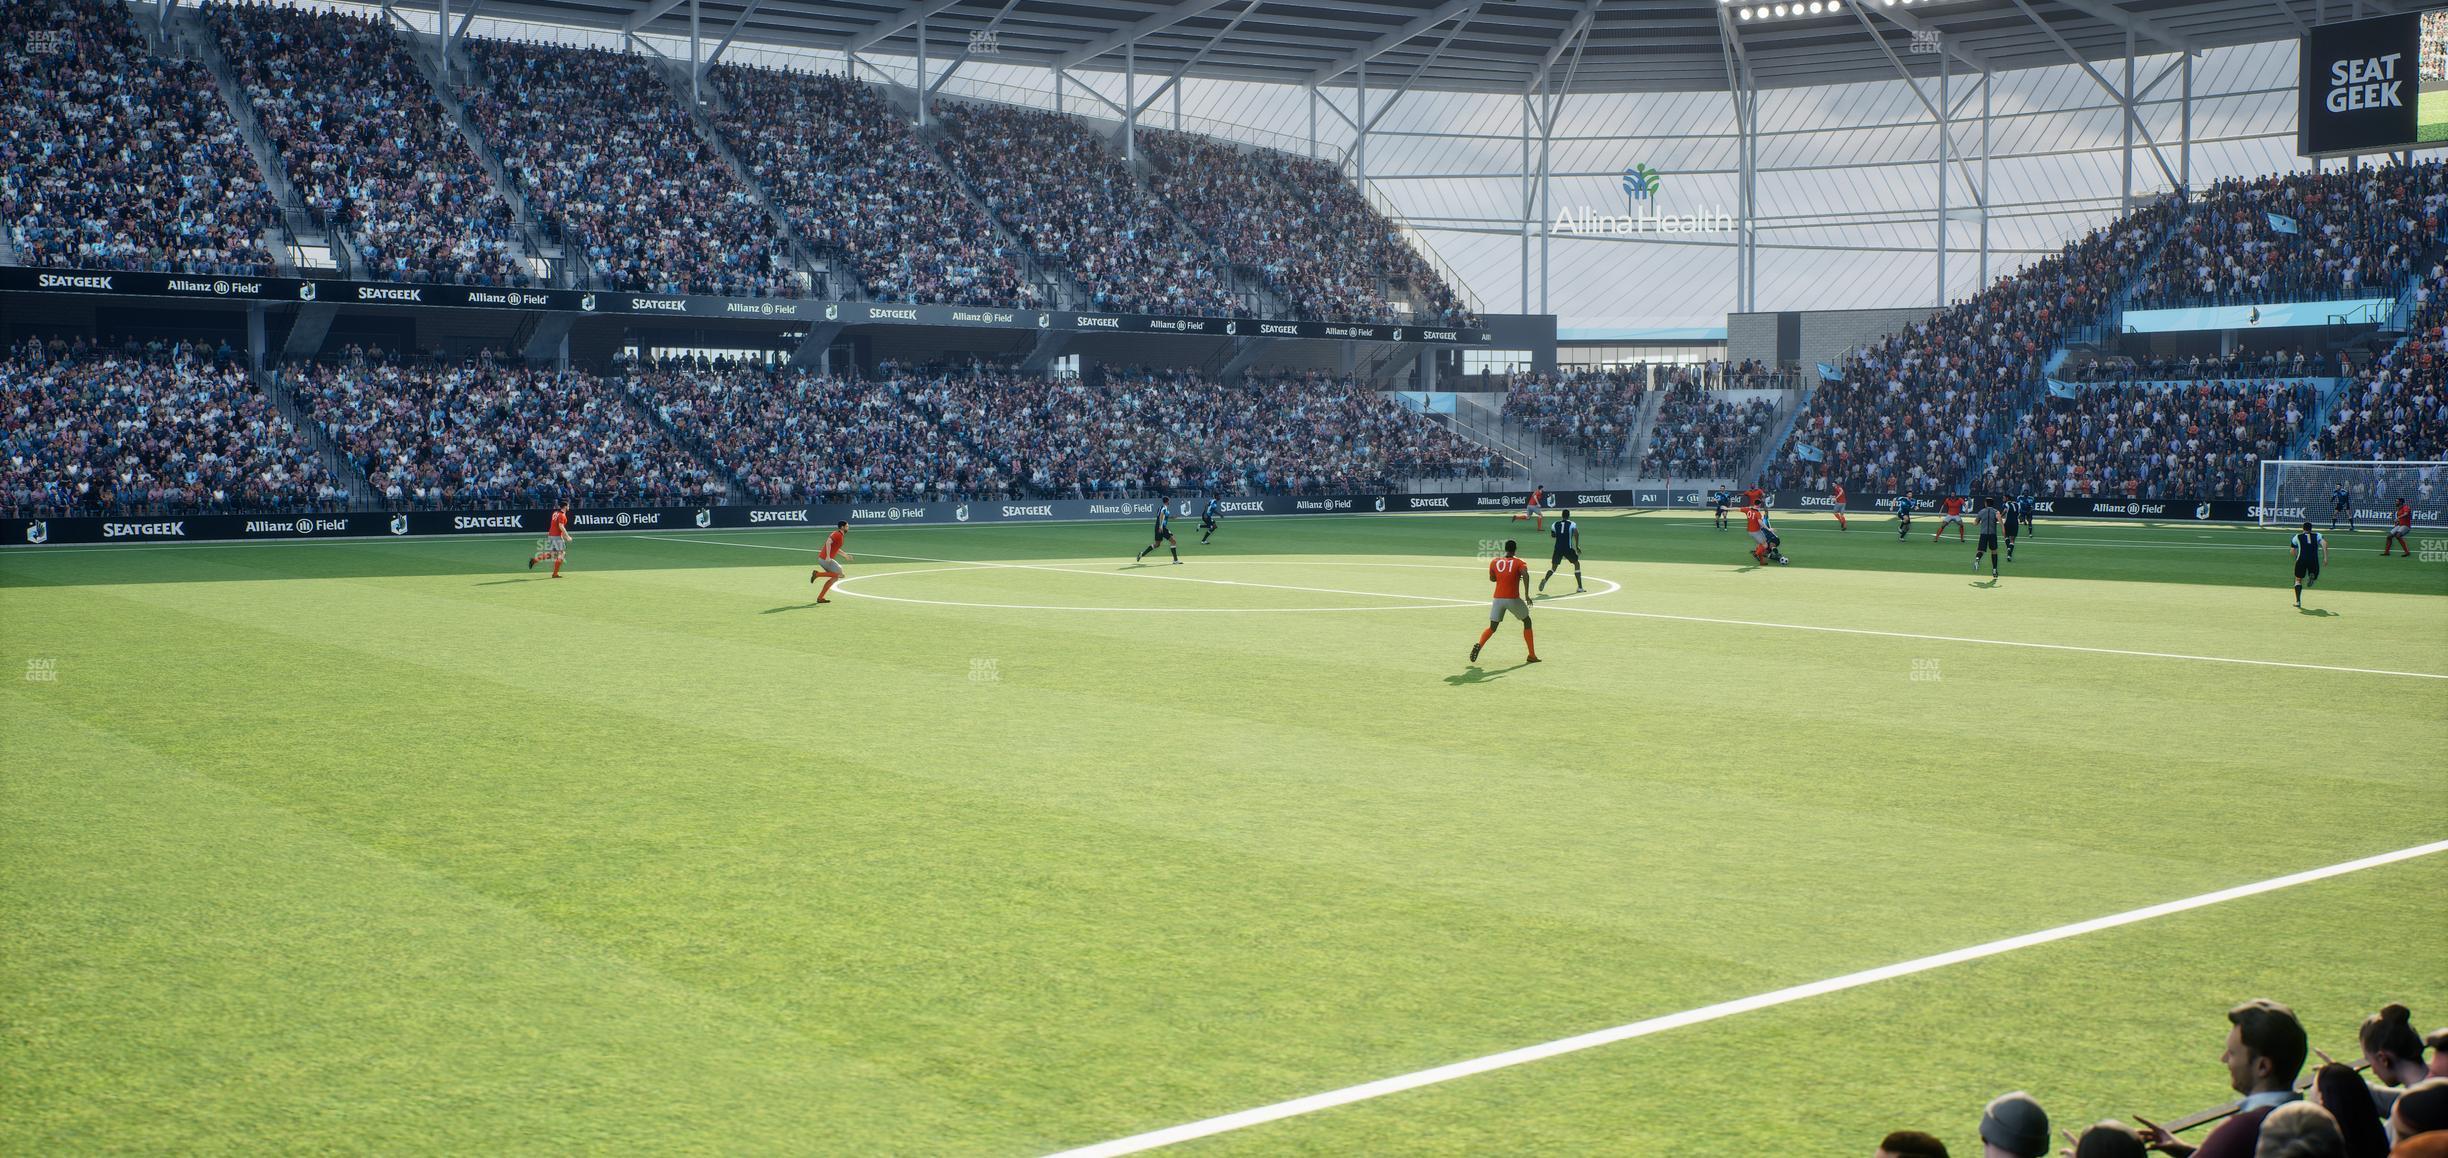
[424,0,2353,94]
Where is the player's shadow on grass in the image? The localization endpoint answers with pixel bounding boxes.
[2298,606,2338,617]
[1971,578,2000,588]
[472,576,546,586]
[1445,662,1534,685]
[761,601,826,614]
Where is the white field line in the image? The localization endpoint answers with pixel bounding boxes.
[647,538,2448,681]
[1044,839,2448,1158]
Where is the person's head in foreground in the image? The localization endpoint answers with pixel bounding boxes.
[1979,1091,2049,1158]
[2365,1006,2433,1090]
[2253,1101,2344,1158]
[2226,999,2311,1098]
[2309,1062,2390,1158]
[1876,1128,1949,1158]
[2071,1120,2149,1158]
[2392,1079,2448,1145]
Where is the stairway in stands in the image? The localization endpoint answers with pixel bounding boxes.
[401,32,592,292]
[644,58,842,301]
[160,10,316,279]
[253,366,377,507]
[884,87,1080,312]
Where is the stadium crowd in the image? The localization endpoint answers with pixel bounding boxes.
[2062,348,2343,384]
[1637,378,1780,481]
[1273,152,1477,327]
[205,1,530,286]
[1986,379,2314,501]
[1142,129,1401,323]
[2317,274,2448,463]
[1770,194,2187,496]
[708,66,1033,307]
[1874,999,2448,1158]
[1,0,277,275]
[934,102,1240,318]
[628,359,1004,502]
[918,367,1497,496]
[461,39,796,298]
[289,350,724,507]
[2131,162,2448,309]
[1499,369,1649,463]
[0,335,342,515]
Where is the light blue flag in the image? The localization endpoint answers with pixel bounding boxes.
[2266,212,2300,236]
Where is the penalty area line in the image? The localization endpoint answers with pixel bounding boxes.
[1044,839,2448,1158]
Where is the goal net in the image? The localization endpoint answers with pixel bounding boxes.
[2257,460,2448,528]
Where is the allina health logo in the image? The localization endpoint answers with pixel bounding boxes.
[1554,163,1734,236]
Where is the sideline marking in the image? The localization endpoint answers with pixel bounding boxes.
[1044,839,2448,1157]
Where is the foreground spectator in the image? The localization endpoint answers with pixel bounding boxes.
[2075,1121,2152,1158]
[2255,1103,2346,1158]
[2139,1000,2307,1158]
[2393,1080,2448,1144]
[1877,1129,1951,1157]
[1980,1091,2050,1158]
[0,0,278,274]
[2308,1064,2390,1158]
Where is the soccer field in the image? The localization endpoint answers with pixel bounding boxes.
[4,511,2444,1154]
[2423,84,2448,144]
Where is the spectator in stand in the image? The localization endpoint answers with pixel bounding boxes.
[1876,1129,1951,1157]
[1273,150,1477,327]
[1980,1091,2051,1158]
[204,1,530,287]
[1640,373,1780,481]
[2308,1064,2391,1158]
[1143,128,1423,324]
[1987,380,2312,501]
[2063,349,2327,385]
[0,334,343,515]
[934,102,1239,318]
[292,349,722,507]
[707,66,1032,308]
[461,39,796,298]
[2131,162,2446,310]
[0,0,278,274]
[2317,273,2448,464]
[1769,194,2184,496]
[630,358,1005,502]
[2074,1122,2153,1158]
[2254,1103,2346,1158]
[2393,1080,2448,1146]
[2138,999,2308,1158]
[2366,1006,2438,1121]
[1501,369,1648,463]
[2430,1031,2448,1080]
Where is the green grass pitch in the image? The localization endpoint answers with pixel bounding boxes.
[2423,84,2448,145]
[3,511,2443,1154]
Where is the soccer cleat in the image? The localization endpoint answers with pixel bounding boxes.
[816,598,830,604]
[810,569,819,584]
[1469,642,1483,663]
[1525,655,1541,663]
[528,557,536,570]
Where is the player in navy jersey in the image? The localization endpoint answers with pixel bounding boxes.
[2290,520,2327,608]
[2331,485,2355,531]
[1136,503,1181,564]
[1713,489,1732,530]
[1539,510,1584,594]
[1892,494,1916,540]
[1199,496,1221,544]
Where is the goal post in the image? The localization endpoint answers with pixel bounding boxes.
[2257,460,2448,528]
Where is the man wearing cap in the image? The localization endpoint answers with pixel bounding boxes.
[2137,999,2307,1157]
[1979,1091,2050,1158]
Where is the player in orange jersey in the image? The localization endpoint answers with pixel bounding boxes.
[1935,494,1966,542]
[1743,505,1788,565]
[1512,484,1546,530]
[1830,481,1849,531]
[809,520,850,602]
[528,502,570,577]
[1469,539,1540,664]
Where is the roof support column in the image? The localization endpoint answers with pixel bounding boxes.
[1520,94,1532,314]
[437,0,449,82]
[1124,41,1136,163]
[689,0,700,106]
[2179,53,2192,192]
[1980,70,1992,288]
[1937,52,1949,308]
[2121,29,2134,211]
[1538,75,1551,316]
[1355,55,1368,186]
[1307,85,1318,159]
[917,13,929,127]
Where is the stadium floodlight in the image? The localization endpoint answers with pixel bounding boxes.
[2258,460,2448,529]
